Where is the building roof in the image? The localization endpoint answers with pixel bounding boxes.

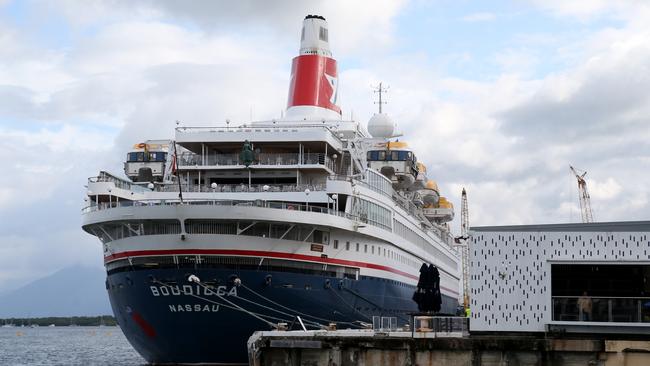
[471,220,650,232]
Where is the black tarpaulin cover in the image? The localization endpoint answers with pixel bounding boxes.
[412,263,442,312]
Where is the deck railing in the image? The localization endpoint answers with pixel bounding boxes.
[177,152,334,170]
[88,171,149,193]
[552,296,650,323]
[82,198,356,220]
[155,183,325,193]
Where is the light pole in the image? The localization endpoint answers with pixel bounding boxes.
[304,188,310,211]
[263,185,269,207]
[331,193,338,213]
[211,182,218,205]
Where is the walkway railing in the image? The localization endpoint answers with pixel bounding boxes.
[155,183,325,193]
[82,198,355,220]
[177,152,334,170]
[88,171,149,193]
[552,296,650,323]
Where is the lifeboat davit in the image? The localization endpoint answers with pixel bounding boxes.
[409,162,428,191]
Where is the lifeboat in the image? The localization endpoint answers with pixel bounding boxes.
[423,195,454,223]
[419,180,440,207]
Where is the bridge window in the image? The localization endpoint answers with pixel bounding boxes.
[126,152,166,162]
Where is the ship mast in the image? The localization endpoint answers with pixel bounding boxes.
[373,82,389,114]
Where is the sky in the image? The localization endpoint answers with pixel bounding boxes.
[0,0,649,292]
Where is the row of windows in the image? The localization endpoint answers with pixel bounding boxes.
[332,239,421,270]
[87,220,181,243]
[107,255,358,281]
[352,197,392,231]
[367,150,414,162]
[393,219,457,270]
[126,152,167,162]
[363,169,394,197]
[86,220,326,244]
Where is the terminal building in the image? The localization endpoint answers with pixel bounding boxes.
[470,221,650,334]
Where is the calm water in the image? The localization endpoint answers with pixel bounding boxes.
[0,326,145,366]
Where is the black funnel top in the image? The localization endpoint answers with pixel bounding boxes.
[305,14,326,21]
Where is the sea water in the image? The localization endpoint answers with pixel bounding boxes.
[0,326,144,365]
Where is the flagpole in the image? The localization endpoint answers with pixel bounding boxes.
[173,141,184,203]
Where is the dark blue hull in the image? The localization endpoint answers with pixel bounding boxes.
[107,266,457,364]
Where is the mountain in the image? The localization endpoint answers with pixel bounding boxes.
[0,265,112,317]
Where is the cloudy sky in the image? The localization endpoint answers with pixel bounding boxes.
[1,0,649,292]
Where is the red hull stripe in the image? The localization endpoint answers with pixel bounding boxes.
[105,249,459,297]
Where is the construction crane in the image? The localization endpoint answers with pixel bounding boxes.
[454,188,470,310]
[570,165,594,223]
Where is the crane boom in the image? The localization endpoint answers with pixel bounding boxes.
[570,165,594,223]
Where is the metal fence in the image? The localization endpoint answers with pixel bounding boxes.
[552,296,650,322]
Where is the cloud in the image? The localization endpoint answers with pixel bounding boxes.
[461,12,496,22]
[2,0,650,293]
[0,0,409,291]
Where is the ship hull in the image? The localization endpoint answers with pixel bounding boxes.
[107,265,457,364]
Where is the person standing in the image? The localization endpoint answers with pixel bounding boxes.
[577,291,592,321]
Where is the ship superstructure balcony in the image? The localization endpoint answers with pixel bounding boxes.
[177,152,336,172]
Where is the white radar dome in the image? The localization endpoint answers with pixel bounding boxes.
[367,113,395,138]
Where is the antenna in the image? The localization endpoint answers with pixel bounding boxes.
[372,82,389,114]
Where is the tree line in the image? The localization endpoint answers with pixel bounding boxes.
[1,315,117,327]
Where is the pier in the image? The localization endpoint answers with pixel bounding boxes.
[248,328,650,366]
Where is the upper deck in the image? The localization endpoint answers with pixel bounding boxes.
[174,120,363,149]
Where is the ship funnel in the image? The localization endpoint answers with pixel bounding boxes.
[286,15,342,120]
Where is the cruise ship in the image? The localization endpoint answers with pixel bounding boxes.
[82,15,461,364]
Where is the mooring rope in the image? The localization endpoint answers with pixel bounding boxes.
[240,283,364,328]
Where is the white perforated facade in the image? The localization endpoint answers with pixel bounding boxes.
[469,221,650,332]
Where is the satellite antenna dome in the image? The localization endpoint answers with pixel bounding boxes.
[367,113,395,138]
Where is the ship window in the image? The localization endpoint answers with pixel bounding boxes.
[367,151,379,161]
[319,27,328,42]
[356,243,360,252]
[397,151,410,161]
[371,245,375,254]
[364,244,368,253]
[391,151,399,161]
[301,27,305,41]
[334,240,339,249]
[137,152,144,162]
[346,241,350,250]
[378,151,386,161]
[313,230,323,243]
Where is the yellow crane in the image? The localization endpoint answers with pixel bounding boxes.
[570,165,594,223]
